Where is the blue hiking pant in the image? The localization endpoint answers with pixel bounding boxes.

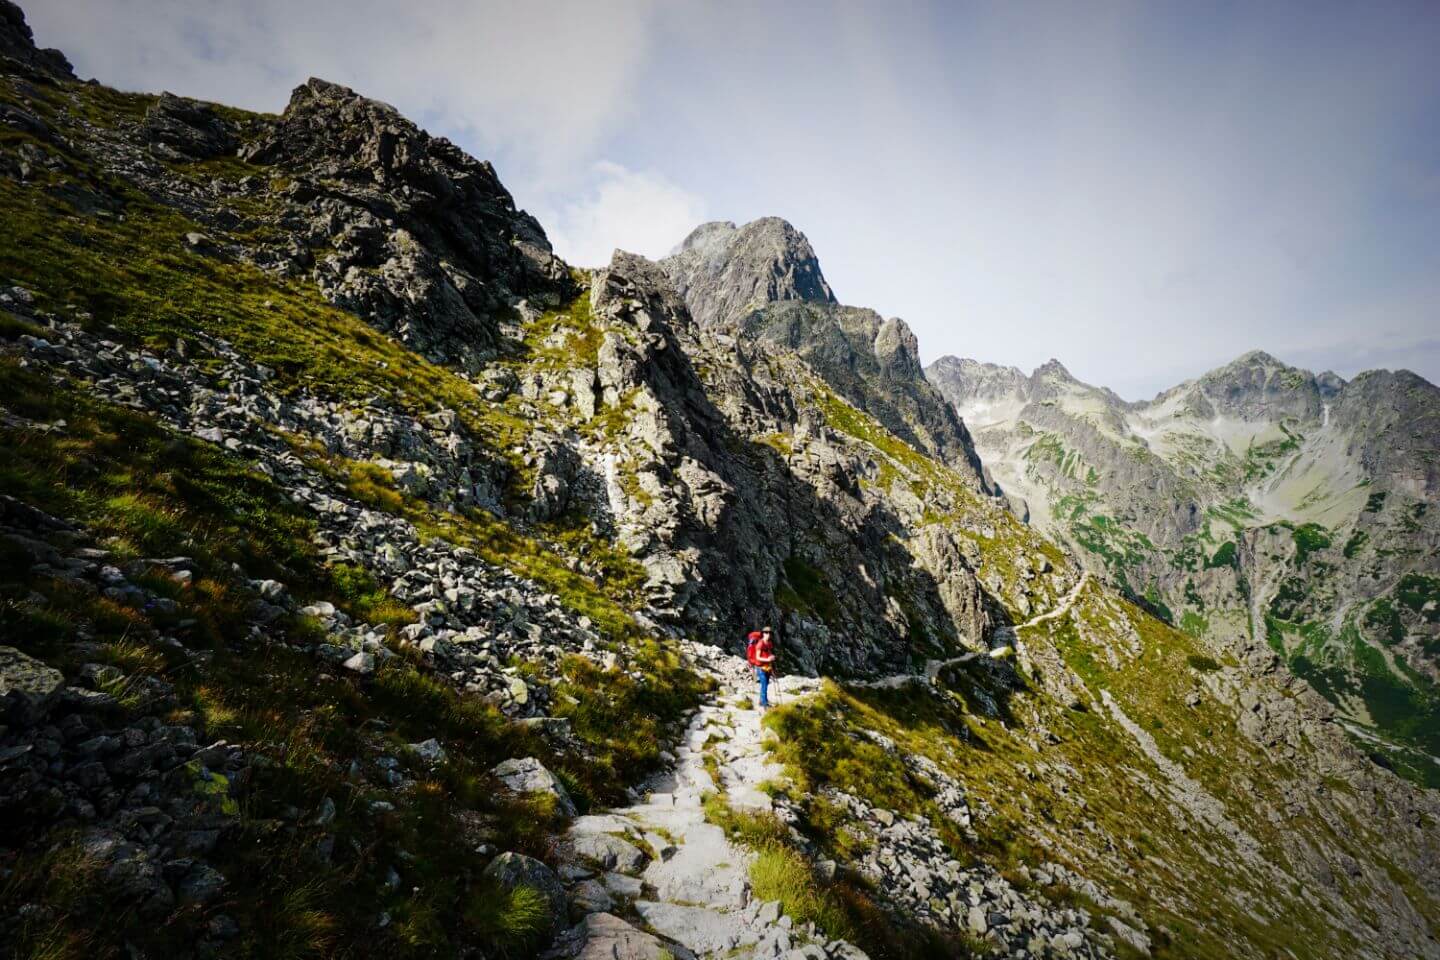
[756,667,770,707]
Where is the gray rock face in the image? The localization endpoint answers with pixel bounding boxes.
[741,301,989,484]
[0,1,73,79]
[662,219,989,487]
[239,77,572,371]
[580,250,996,673]
[662,218,835,327]
[141,93,238,160]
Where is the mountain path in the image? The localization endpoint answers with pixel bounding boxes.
[547,642,866,960]
[1017,571,1091,630]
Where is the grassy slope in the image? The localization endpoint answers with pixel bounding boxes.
[756,392,1437,958]
[0,76,708,958]
[2,72,1433,959]
[763,600,1434,959]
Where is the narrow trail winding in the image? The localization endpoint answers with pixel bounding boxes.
[546,643,865,960]
[547,569,1094,959]
[1017,571,1091,631]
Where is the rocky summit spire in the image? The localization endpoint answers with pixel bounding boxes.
[661,217,835,327]
[3,7,1439,956]
[0,0,74,79]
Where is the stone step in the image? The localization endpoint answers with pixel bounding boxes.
[634,901,758,955]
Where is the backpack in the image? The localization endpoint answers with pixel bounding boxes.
[745,631,762,666]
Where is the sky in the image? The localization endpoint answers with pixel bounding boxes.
[26,0,1440,399]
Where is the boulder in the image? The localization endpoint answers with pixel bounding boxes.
[570,832,647,875]
[491,756,577,817]
[0,645,64,723]
[142,93,238,160]
[567,878,612,916]
[483,852,567,941]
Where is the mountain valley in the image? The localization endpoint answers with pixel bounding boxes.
[1,4,1438,958]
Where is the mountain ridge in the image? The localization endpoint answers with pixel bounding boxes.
[662,218,993,489]
[927,346,1440,784]
[1,6,1438,958]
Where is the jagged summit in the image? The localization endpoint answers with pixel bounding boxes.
[0,0,72,79]
[661,216,834,327]
[3,7,1440,957]
[664,218,988,484]
[929,336,1440,791]
[227,74,572,370]
[1033,358,1077,382]
[669,219,742,257]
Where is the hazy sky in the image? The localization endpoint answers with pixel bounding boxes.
[27,1,1440,398]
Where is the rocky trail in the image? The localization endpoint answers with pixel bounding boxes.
[544,643,862,960]
[3,6,1438,953]
[543,639,1119,960]
[1016,572,1090,631]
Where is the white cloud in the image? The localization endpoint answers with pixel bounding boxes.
[542,161,707,267]
[22,1,1440,394]
[28,0,663,179]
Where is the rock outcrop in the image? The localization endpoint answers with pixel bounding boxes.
[2,7,1438,957]
[662,218,835,328]
[0,0,72,79]
[663,218,991,488]
[238,77,573,370]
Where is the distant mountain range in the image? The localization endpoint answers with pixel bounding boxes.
[2,2,1438,954]
[928,350,1440,782]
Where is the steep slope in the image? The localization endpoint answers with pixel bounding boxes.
[928,350,1440,784]
[1,7,1438,959]
[662,218,990,488]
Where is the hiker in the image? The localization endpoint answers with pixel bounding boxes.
[746,626,777,709]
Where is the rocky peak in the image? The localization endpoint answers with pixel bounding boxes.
[1194,350,1322,420]
[1315,370,1346,398]
[1027,359,1082,401]
[141,93,238,161]
[925,357,1031,408]
[1033,358,1077,383]
[238,76,571,371]
[661,217,835,327]
[1333,368,1440,495]
[872,316,924,381]
[660,218,985,485]
[0,0,73,80]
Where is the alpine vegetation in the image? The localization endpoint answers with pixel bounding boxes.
[0,4,1437,959]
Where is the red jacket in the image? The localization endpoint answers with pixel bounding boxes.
[751,637,775,668]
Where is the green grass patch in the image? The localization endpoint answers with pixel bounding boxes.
[550,649,711,805]
[1397,573,1440,623]
[1291,523,1332,565]
[1205,541,1238,569]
